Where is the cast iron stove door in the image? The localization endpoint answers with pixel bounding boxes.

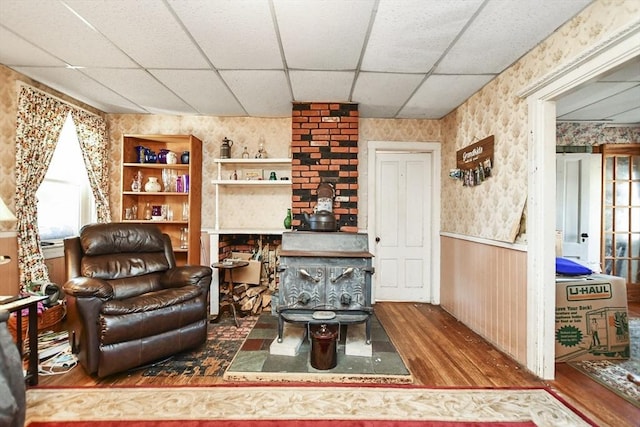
[280,264,369,311]
[328,266,367,310]
[280,264,326,310]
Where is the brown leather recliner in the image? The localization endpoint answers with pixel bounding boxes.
[62,223,212,377]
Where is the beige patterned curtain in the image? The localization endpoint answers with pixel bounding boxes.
[15,86,68,286]
[70,109,111,223]
[14,86,110,287]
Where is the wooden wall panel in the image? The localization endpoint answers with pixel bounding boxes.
[0,233,19,296]
[440,235,527,365]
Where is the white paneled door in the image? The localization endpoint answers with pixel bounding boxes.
[555,153,601,270]
[374,152,431,302]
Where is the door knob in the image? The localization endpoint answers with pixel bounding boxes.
[375,237,380,243]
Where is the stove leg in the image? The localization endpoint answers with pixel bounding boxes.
[277,315,284,343]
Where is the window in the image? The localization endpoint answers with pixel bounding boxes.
[37,113,96,241]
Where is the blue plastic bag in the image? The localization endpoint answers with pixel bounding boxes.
[556,257,592,276]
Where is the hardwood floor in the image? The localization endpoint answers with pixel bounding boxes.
[35,301,639,426]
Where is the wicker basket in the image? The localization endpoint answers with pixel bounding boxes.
[8,302,66,345]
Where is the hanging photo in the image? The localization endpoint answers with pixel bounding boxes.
[456,135,495,187]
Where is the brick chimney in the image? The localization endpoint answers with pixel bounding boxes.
[291,102,358,232]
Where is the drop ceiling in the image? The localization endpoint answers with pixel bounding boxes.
[1,0,636,123]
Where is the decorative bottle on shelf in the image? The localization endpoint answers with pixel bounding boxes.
[166,150,178,164]
[131,171,142,192]
[135,145,146,163]
[144,177,161,192]
[157,149,169,164]
[180,228,189,249]
[182,202,189,221]
[241,147,250,158]
[255,141,267,158]
[283,208,292,230]
[143,203,152,220]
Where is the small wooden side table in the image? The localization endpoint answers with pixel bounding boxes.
[0,294,49,386]
[211,261,249,328]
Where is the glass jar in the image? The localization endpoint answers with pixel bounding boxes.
[182,202,189,220]
[143,203,152,220]
[180,227,188,249]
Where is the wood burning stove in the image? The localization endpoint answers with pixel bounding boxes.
[276,231,374,343]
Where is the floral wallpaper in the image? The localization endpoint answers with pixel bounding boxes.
[556,122,640,146]
[440,0,640,243]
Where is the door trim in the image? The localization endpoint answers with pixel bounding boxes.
[520,24,640,379]
[367,141,441,305]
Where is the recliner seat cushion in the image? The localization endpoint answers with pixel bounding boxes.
[101,285,202,315]
[99,293,206,345]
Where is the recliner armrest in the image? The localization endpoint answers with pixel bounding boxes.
[161,266,212,291]
[63,277,114,299]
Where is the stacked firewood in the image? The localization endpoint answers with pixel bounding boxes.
[225,244,279,315]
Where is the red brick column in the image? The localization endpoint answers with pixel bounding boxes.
[291,102,358,232]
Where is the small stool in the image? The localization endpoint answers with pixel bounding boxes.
[211,260,249,327]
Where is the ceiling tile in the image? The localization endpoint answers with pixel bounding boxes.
[149,69,246,116]
[556,82,639,117]
[12,66,145,113]
[0,27,66,67]
[0,0,613,121]
[274,0,375,70]
[289,71,354,102]
[352,72,425,118]
[219,70,291,117]
[557,85,640,122]
[398,74,494,119]
[0,0,136,68]
[598,56,640,82]
[168,0,282,70]
[81,68,197,115]
[606,106,640,124]
[436,0,592,74]
[362,0,482,73]
[64,0,209,69]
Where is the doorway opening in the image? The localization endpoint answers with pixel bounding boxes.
[522,28,640,379]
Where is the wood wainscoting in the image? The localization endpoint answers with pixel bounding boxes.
[440,234,527,365]
[0,232,19,295]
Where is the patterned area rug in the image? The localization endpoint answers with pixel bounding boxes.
[569,317,640,407]
[140,311,259,378]
[25,386,595,426]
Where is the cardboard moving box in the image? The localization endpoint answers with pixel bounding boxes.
[555,274,630,362]
[224,252,262,285]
